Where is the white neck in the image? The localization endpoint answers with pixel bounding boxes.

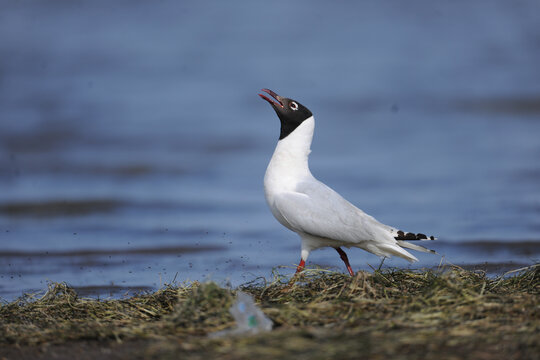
[264,116,315,192]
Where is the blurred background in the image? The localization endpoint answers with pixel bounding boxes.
[1,1,539,301]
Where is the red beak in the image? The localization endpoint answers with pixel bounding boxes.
[258,88,283,108]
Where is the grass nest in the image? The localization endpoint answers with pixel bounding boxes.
[1,265,538,360]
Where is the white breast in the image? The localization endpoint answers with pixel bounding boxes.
[264,116,315,228]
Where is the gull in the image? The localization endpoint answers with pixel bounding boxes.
[259,89,436,276]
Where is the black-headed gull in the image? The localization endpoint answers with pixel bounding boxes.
[259,89,436,276]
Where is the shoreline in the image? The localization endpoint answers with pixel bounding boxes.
[1,265,538,359]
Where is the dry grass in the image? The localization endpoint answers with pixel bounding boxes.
[1,265,538,359]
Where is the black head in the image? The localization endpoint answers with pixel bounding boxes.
[259,89,313,140]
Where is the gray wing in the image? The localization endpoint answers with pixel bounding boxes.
[273,180,392,243]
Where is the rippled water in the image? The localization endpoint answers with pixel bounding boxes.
[1,1,539,301]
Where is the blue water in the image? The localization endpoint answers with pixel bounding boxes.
[1,1,539,301]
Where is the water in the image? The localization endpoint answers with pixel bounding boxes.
[1,1,539,301]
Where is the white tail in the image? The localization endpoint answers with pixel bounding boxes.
[397,240,437,255]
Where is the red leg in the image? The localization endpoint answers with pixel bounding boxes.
[295,259,306,274]
[283,259,307,290]
[335,247,354,276]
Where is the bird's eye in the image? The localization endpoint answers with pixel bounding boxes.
[289,101,298,111]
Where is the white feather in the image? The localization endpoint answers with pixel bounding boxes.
[264,116,426,265]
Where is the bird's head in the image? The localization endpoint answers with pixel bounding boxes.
[259,89,313,140]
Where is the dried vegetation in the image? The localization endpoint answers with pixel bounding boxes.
[1,265,538,359]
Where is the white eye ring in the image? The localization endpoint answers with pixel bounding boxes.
[290,101,298,111]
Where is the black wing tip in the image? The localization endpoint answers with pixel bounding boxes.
[395,230,436,241]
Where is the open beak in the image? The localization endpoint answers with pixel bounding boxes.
[258,88,284,108]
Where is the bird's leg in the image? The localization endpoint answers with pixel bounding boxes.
[377,257,386,271]
[284,247,310,291]
[281,259,306,292]
[334,247,354,276]
[295,259,306,274]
